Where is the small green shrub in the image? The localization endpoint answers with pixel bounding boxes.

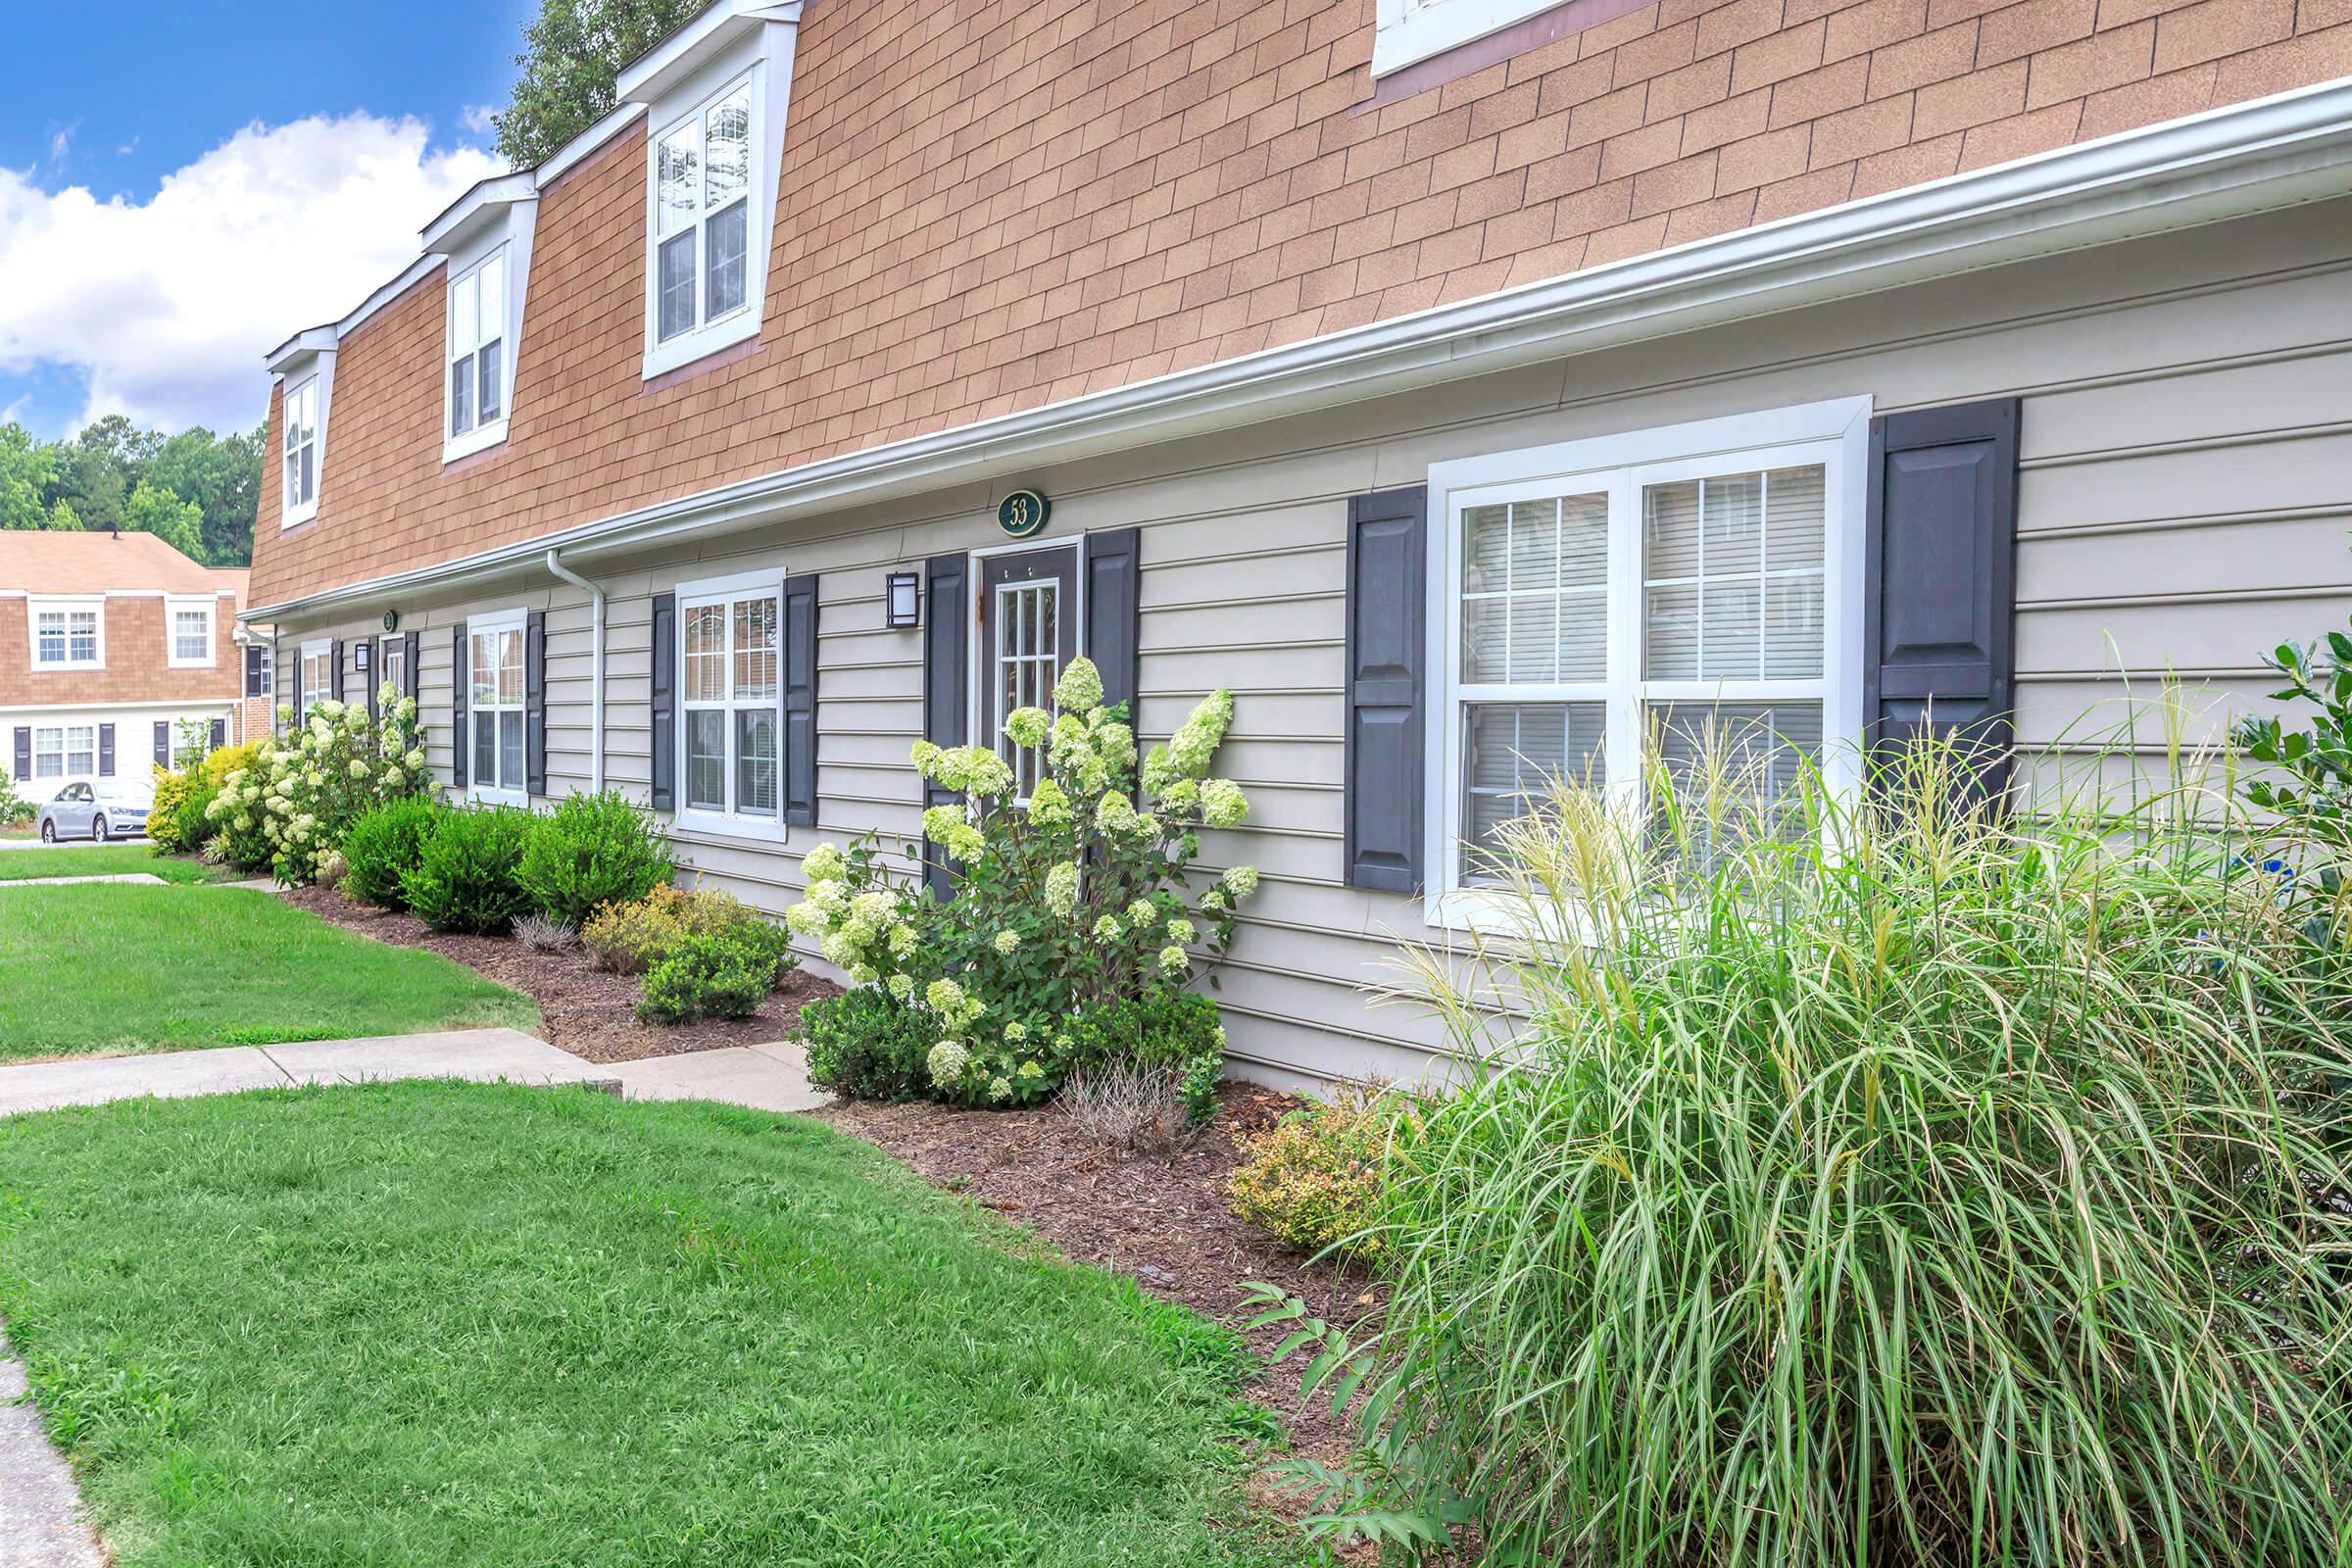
[516,789,674,928]
[342,795,442,910]
[147,767,199,852]
[402,806,534,934]
[582,884,759,974]
[1065,991,1227,1122]
[0,771,31,827]
[636,931,776,1024]
[1226,1089,1398,1262]
[798,988,934,1101]
[199,740,260,789]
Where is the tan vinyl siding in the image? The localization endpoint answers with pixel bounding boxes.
[262,195,2352,1090]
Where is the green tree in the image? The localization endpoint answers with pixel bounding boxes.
[494,0,705,169]
[147,424,263,565]
[124,478,204,561]
[45,499,82,531]
[0,422,55,529]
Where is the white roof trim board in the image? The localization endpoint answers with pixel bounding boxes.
[247,77,2352,621]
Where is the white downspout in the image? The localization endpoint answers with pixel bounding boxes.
[543,549,606,794]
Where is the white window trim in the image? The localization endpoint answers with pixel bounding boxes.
[443,244,514,464]
[670,567,787,840]
[636,15,794,383]
[166,597,217,669]
[377,634,407,706]
[464,608,530,806]
[27,598,104,671]
[1421,397,1872,932]
[964,535,1085,807]
[280,371,324,528]
[32,725,98,782]
[296,639,333,720]
[1372,0,1563,77]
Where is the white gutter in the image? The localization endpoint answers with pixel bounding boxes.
[542,549,606,793]
[246,77,2352,624]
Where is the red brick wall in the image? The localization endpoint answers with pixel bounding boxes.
[251,0,2352,605]
[0,597,246,708]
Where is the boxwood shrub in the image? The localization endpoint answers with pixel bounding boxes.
[798,988,935,1101]
[402,805,534,934]
[516,789,674,929]
[341,795,443,910]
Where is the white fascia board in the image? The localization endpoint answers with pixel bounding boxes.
[616,0,802,103]
[422,172,540,255]
[245,78,2352,623]
[264,325,338,376]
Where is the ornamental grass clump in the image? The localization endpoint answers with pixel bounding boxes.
[784,657,1258,1108]
[1262,722,2352,1567]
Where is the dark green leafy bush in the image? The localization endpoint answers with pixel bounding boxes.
[516,789,674,928]
[797,988,934,1101]
[341,795,443,910]
[402,806,534,934]
[636,931,778,1024]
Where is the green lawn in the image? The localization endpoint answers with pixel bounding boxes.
[0,884,537,1058]
[0,845,236,884]
[0,1085,1298,1567]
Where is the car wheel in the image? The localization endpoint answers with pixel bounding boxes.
[39,817,56,843]
[91,814,109,843]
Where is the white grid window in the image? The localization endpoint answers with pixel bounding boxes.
[653,75,753,346]
[1430,402,1866,914]
[169,602,214,666]
[468,621,526,797]
[379,637,406,705]
[992,578,1061,800]
[32,605,100,668]
[33,726,95,779]
[300,643,333,716]
[282,376,318,517]
[448,248,508,441]
[680,586,780,821]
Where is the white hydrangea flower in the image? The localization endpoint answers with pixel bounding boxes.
[887,971,915,1002]
[1003,1020,1027,1043]
[1157,945,1188,975]
[927,1040,969,1086]
[1164,917,1196,945]
[1200,778,1250,828]
[1044,860,1080,917]
[802,842,847,883]
[994,929,1021,956]
[1050,657,1102,713]
[987,1076,1012,1103]
[1221,864,1259,898]
[887,923,918,957]
[1004,706,1052,749]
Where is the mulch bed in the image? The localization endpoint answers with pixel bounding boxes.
[816,1081,1381,1460]
[275,885,839,1063]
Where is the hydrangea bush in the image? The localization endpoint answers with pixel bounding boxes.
[207,683,433,884]
[786,656,1257,1107]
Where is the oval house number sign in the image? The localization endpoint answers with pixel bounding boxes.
[997,488,1050,538]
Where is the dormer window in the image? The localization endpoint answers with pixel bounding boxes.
[281,376,319,525]
[448,247,509,449]
[653,75,754,348]
[621,0,800,381]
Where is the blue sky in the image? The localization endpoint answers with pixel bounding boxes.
[0,1,541,440]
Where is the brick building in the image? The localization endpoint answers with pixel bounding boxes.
[5,531,268,814]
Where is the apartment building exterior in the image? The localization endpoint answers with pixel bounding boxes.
[244,0,2352,1087]
[5,531,266,807]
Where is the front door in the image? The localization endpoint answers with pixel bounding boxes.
[978,545,1077,797]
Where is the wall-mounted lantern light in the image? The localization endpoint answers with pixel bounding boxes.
[885,569,921,629]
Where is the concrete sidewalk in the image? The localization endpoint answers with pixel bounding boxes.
[608,1041,829,1113]
[0,1028,620,1117]
[0,873,167,888]
[0,1341,104,1568]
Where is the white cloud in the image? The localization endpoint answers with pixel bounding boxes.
[462,104,499,136]
[0,114,502,436]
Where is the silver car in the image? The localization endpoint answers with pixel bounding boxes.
[36,783,149,843]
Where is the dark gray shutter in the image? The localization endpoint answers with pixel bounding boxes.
[289,647,303,726]
[244,644,265,696]
[920,552,968,901]
[782,573,818,826]
[1083,527,1141,717]
[525,609,547,797]
[650,592,676,811]
[1344,486,1427,894]
[366,642,380,728]
[329,639,344,708]
[1865,399,2020,808]
[402,631,420,701]
[12,726,28,781]
[450,626,469,790]
[154,720,171,768]
[97,723,115,778]
[210,717,225,752]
